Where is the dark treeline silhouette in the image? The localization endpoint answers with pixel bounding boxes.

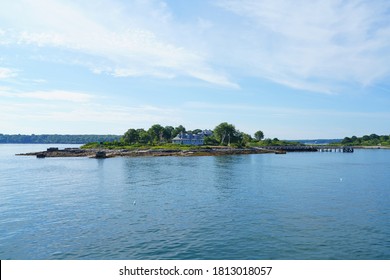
[0,134,121,144]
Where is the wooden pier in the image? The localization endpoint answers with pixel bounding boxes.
[318,146,354,153]
[259,146,354,153]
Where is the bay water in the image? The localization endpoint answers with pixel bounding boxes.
[0,144,389,259]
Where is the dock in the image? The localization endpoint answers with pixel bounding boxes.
[259,146,354,153]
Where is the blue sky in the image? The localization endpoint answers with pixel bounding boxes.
[0,0,389,139]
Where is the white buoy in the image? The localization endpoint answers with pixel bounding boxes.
[133,200,136,205]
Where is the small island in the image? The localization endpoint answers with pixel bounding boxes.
[16,123,390,158]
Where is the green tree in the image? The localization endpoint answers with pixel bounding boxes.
[254,130,264,141]
[137,129,151,144]
[172,125,186,137]
[242,133,252,144]
[370,134,379,140]
[204,135,219,145]
[213,122,237,145]
[163,126,175,142]
[342,137,352,144]
[122,129,139,144]
[263,138,272,145]
[148,124,165,143]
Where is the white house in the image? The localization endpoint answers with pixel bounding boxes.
[172,130,212,145]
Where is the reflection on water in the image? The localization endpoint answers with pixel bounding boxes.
[0,145,389,259]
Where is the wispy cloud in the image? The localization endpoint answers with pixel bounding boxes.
[0,67,17,79]
[4,0,388,93]
[0,100,182,134]
[217,0,390,93]
[0,0,238,88]
[184,101,390,118]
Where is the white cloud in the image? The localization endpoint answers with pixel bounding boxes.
[0,67,17,79]
[0,0,238,88]
[217,0,390,93]
[0,100,183,134]
[2,0,389,93]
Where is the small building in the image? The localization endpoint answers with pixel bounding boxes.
[172,130,212,146]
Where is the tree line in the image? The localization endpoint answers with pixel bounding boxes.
[120,122,281,147]
[0,134,121,144]
[341,134,390,146]
[122,124,187,144]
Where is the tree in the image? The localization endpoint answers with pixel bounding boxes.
[204,136,219,145]
[172,125,186,137]
[242,133,252,145]
[137,129,151,144]
[254,130,264,141]
[163,126,175,142]
[148,124,165,143]
[262,138,272,145]
[342,137,352,144]
[122,129,139,144]
[213,122,237,145]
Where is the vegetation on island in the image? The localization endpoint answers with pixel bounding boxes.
[0,134,121,144]
[5,127,387,149]
[81,122,301,150]
[339,134,390,146]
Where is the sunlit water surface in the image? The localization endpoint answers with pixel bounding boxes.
[0,144,389,259]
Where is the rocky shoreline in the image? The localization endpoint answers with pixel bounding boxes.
[17,144,389,159]
[16,147,277,158]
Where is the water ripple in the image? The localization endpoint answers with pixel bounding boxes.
[0,146,389,259]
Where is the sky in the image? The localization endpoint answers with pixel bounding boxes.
[0,0,389,139]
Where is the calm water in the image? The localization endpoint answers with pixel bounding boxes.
[0,144,389,260]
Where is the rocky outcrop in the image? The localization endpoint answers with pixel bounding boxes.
[17,147,275,158]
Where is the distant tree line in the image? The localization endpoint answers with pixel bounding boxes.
[0,134,121,144]
[341,134,390,146]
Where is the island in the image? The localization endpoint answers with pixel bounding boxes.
[15,123,390,158]
[17,146,280,158]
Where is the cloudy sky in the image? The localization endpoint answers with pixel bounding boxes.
[0,0,389,139]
